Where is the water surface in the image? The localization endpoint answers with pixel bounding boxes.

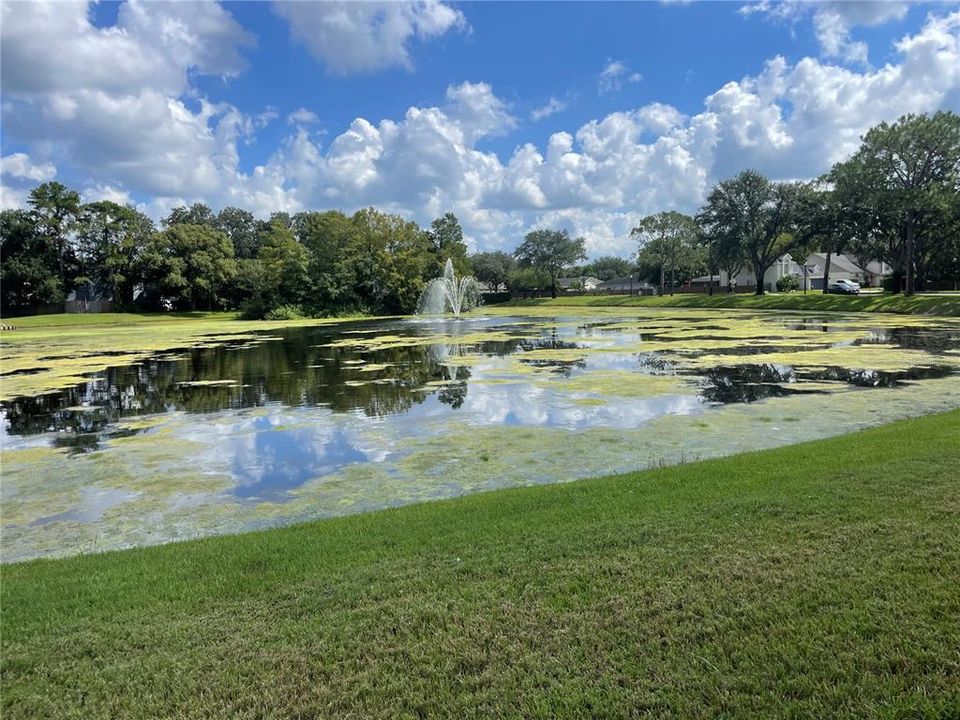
[3,310,959,561]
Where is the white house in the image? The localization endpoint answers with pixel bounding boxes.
[803,253,890,289]
[558,276,602,291]
[718,253,891,292]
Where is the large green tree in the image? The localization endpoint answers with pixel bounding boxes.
[698,170,805,295]
[583,256,634,282]
[514,229,587,298]
[352,208,433,314]
[829,112,960,294]
[470,251,515,292]
[259,222,311,307]
[215,207,262,259]
[295,210,362,313]
[0,208,62,309]
[143,224,236,310]
[632,212,702,295]
[27,181,82,290]
[76,201,154,307]
[162,203,216,228]
[427,212,470,277]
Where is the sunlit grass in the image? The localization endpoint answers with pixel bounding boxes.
[505,292,960,315]
[3,410,959,718]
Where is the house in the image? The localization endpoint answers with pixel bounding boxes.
[721,255,803,292]
[596,276,657,295]
[718,253,891,292]
[557,276,602,292]
[803,253,890,289]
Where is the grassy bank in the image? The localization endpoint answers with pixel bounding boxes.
[505,292,960,316]
[3,410,959,718]
[0,311,377,400]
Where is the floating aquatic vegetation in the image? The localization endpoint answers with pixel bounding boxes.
[2,308,959,562]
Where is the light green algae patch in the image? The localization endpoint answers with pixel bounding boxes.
[539,370,695,398]
[3,307,960,563]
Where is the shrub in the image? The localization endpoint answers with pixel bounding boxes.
[264,304,305,321]
[776,275,800,292]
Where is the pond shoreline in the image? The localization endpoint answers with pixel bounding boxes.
[501,292,960,316]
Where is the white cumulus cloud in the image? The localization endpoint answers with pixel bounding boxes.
[272,0,466,75]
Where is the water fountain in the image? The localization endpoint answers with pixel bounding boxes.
[418,258,482,319]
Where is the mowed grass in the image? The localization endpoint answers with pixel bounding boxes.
[3,411,959,718]
[506,292,960,316]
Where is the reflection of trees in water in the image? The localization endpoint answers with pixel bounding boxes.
[2,328,484,440]
[698,365,797,403]
[694,362,956,404]
[855,327,960,352]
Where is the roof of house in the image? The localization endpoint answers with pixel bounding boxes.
[558,276,601,287]
[803,252,885,276]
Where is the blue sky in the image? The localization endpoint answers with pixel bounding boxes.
[2,1,959,256]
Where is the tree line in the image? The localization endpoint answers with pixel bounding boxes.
[2,111,957,314]
[633,111,960,296]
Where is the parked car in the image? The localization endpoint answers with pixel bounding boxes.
[828,279,861,295]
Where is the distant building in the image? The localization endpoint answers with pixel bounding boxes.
[719,253,891,292]
[557,276,602,292]
[803,253,890,289]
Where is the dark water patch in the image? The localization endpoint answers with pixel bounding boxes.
[0,367,48,377]
[797,364,955,387]
[689,362,957,404]
[696,365,804,404]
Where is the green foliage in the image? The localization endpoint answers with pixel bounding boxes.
[0,208,63,307]
[4,111,957,314]
[162,202,216,228]
[470,251,516,291]
[507,266,551,293]
[698,170,806,295]
[514,229,586,298]
[351,207,433,314]
[259,222,311,307]
[263,304,305,321]
[776,274,800,292]
[427,212,470,277]
[632,211,704,293]
[829,111,960,294]
[581,255,634,281]
[143,224,237,310]
[215,206,262,259]
[76,201,154,308]
[27,181,82,289]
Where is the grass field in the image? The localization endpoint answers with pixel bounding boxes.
[3,410,959,718]
[505,291,960,316]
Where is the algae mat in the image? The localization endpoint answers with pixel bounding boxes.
[3,309,960,562]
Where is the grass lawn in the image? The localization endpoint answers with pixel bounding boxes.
[3,410,959,718]
[505,292,960,316]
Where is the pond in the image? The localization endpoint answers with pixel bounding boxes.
[3,308,960,562]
